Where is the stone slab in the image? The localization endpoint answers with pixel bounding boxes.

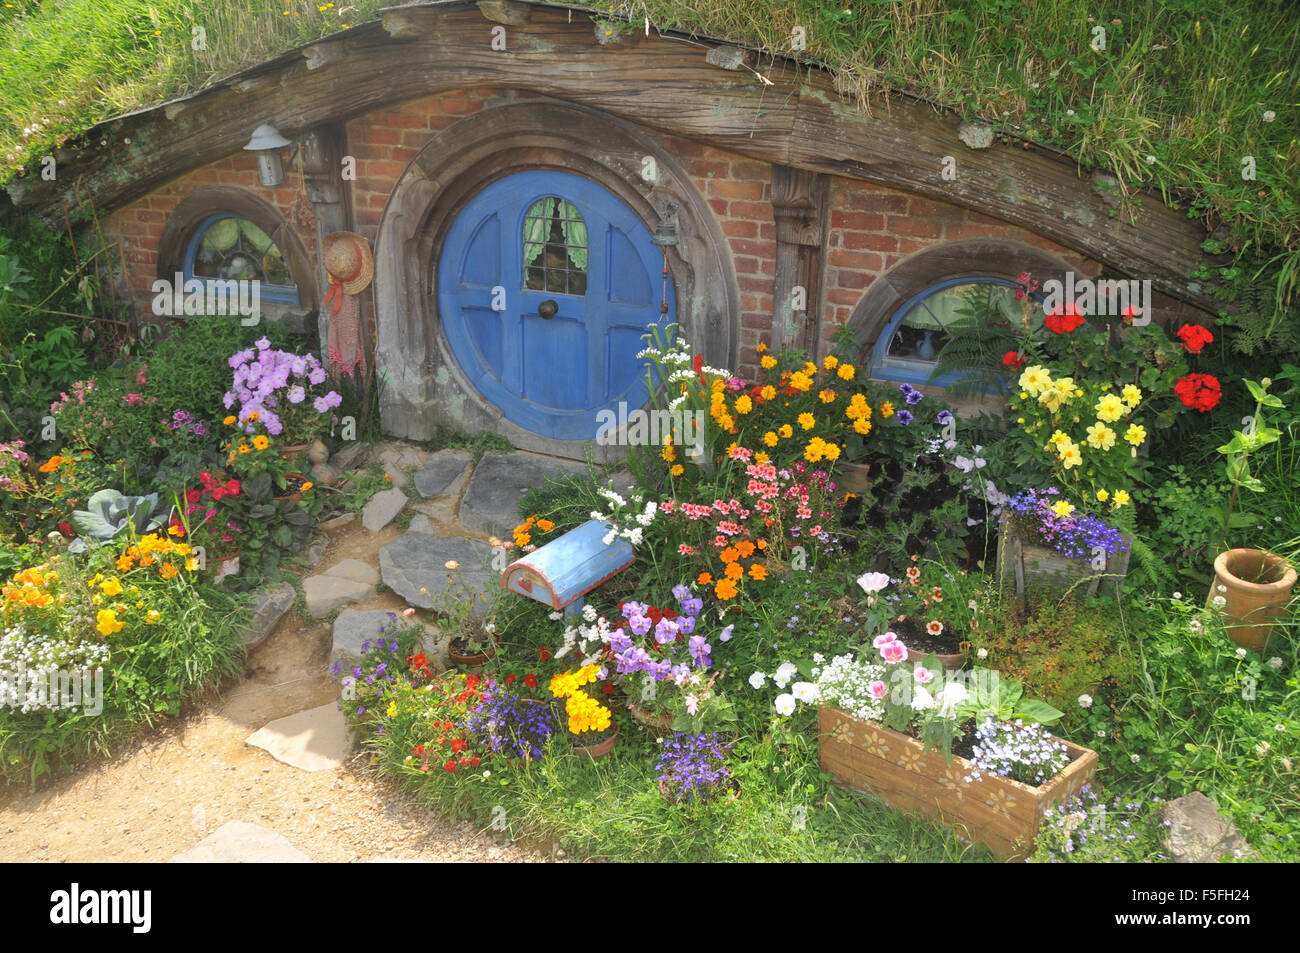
[1163,791,1259,863]
[332,609,406,666]
[384,466,409,490]
[325,558,380,586]
[397,447,428,470]
[303,574,374,617]
[362,487,408,532]
[379,534,497,611]
[330,441,369,472]
[414,449,473,499]
[459,452,590,538]
[246,581,296,651]
[408,514,435,535]
[321,511,358,535]
[169,821,313,863]
[245,702,352,772]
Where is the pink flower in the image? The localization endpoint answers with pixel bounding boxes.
[810,525,821,536]
[797,506,812,520]
[913,666,934,684]
[880,641,909,664]
[136,368,148,386]
[678,544,695,556]
[712,535,727,548]
[755,499,772,513]
[927,620,944,636]
[726,445,753,462]
[660,500,676,514]
[868,681,888,700]
[717,520,742,536]
[872,632,898,649]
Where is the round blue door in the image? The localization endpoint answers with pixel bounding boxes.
[437,170,676,441]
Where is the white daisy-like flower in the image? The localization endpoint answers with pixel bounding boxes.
[1263,110,1276,122]
[1257,741,1271,756]
[1078,693,1093,709]
[1189,619,1204,633]
[774,693,796,716]
[1212,595,1227,608]
[976,647,989,660]
[1130,753,1141,763]
[792,681,819,703]
[1172,591,1182,600]
[1267,657,1283,671]
[1236,647,1248,659]
[1145,155,1156,165]
[1276,724,1287,732]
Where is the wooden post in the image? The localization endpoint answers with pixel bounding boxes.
[298,124,352,356]
[770,165,828,355]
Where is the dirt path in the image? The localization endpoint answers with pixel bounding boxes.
[0,515,545,864]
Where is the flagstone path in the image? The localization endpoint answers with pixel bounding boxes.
[0,442,602,863]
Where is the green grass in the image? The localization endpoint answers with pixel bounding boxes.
[0,0,1295,344]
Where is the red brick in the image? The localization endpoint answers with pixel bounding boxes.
[728,201,772,222]
[135,209,164,224]
[708,179,765,200]
[733,256,761,275]
[897,238,928,255]
[830,210,885,231]
[835,268,872,290]
[721,219,758,238]
[364,127,404,146]
[401,129,431,149]
[738,275,772,294]
[908,197,946,218]
[842,231,897,253]
[728,238,776,258]
[686,159,730,180]
[759,259,775,276]
[828,249,882,271]
[827,288,862,307]
[890,218,942,239]
[741,312,768,330]
[740,294,760,312]
[730,160,768,180]
[757,223,776,241]
[363,159,407,180]
[708,198,729,217]
[844,190,909,214]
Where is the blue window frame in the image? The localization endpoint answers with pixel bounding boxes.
[183,214,300,305]
[871,276,1043,391]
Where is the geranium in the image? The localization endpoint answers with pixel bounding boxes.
[1044,302,1085,334]
[1002,351,1027,368]
[1175,323,1214,354]
[1174,373,1222,412]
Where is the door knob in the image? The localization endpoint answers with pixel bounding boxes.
[538,299,559,320]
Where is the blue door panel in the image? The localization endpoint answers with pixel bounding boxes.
[437,169,675,442]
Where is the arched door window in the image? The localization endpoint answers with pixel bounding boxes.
[184,214,301,304]
[523,198,588,295]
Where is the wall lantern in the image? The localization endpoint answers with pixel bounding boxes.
[243,123,293,187]
[652,200,680,247]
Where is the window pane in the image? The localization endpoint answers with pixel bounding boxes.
[523,197,587,295]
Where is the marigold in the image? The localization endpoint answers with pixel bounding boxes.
[724,562,744,581]
[96,609,124,637]
[823,355,839,370]
[763,431,779,447]
[719,547,739,564]
[748,563,768,581]
[819,389,836,403]
[100,578,123,597]
[714,578,739,600]
[734,395,753,415]
[735,540,756,558]
[778,424,793,439]
[760,355,777,370]
[698,572,713,585]
[853,418,872,435]
[253,435,270,451]
[223,415,237,425]
[797,412,815,430]
[537,518,554,532]
[760,384,776,402]
[160,562,178,579]
[836,364,855,381]
[670,464,684,476]
[880,401,894,418]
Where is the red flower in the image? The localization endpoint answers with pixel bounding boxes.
[524,673,538,688]
[419,761,430,772]
[443,720,454,731]
[465,673,480,690]
[505,674,517,685]
[58,520,75,537]
[450,738,466,753]
[444,760,457,773]
[1174,373,1222,412]
[602,682,614,695]
[470,756,481,767]
[1176,323,1214,354]
[225,478,241,497]
[211,488,225,501]
[413,744,425,755]
[694,352,705,383]
[185,489,202,505]
[1044,302,1085,334]
[1001,351,1026,369]
[538,647,551,662]
[1122,305,1142,324]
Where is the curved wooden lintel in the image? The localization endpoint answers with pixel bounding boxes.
[5,3,1216,312]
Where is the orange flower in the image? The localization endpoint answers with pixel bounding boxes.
[116,553,135,573]
[748,563,768,580]
[714,578,739,600]
[719,547,739,564]
[159,562,178,579]
[735,540,755,558]
[537,519,555,532]
[724,562,744,581]
[697,572,713,585]
[39,455,63,473]
[756,539,768,550]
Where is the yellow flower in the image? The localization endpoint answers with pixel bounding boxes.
[803,361,818,376]
[1124,424,1147,446]
[1059,442,1083,469]
[819,389,836,403]
[96,609,124,637]
[754,451,770,464]
[763,431,779,447]
[756,341,767,353]
[1096,489,1110,502]
[253,435,269,450]
[1112,489,1131,508]
[789,371,813,392]
[301,481,314,491]
[797,412,816,430]
[1018,365,1051,397]
[223,415,237,426]
[145,610,161,624]
[100,578,123,597]
[822,442,841,461]
[661,442,677,462]
[1051,500,1075,518]
[778,424,793,439]
[1085,422,1116,451]
[804,437,826,463]
[168,524,184,537]
[1095,394,1126,423]
[760,385,776,401]
[1121,384,1142,407]
[186,557,200,572]
[823,355,839,370]
[1049,429,1071,448]
[880,401,894,418]
[734,395,753,415]
[670,464,684,476]
[760,355,777,370]
[237,444,251,454]
[853,418,872,435]
[836,364,856,381]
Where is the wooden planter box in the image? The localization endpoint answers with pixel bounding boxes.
[817,707,1098,861]
[998,521,1133,599]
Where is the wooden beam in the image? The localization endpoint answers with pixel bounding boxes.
[771,165,828,354]
[3,4,1215,313]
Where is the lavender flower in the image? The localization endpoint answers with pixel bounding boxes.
[656,733,734,802]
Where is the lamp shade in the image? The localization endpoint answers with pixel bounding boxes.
[244,123,292,187]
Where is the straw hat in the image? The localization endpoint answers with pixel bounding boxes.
[323,231,374,294]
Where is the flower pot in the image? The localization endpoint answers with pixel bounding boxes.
[572,728,619,760]
[835,461,871,495]
[274,474,308,502]
[1209,548,1297,652]
[447,638,496,668]
[627,702,675,732]
[998,522,1132,599]
[817,706,1097,861]
[306,439,330,466]
[281,443,311,462]
[213,551,241,583]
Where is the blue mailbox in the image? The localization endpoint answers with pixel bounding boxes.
[501,519,635,618]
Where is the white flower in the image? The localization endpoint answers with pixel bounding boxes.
[967,599,978,610]
[774,661,798,689]
[748,671,766,690]
[792,681,819,703]
[812,652,825,664]
[856,571,890,594]
[910,686,936,712]
[482,771,491,778]
[976,647,988,660]
[582,604,597,622]
[685,693,699,716]
[1189,619,1204,633]
[1096,729,1106,738]
[1130,753,1141,763]
[1078,694,1093,709]
[625,527,644,547]
[936,681,969,718]
[1267,657,1283,671]
[774,693,796,716]
[1217,584,1227,593]
[1276,723,1287,732]
[1172,592,1182,600]
[1066,108,1075,116]
[1263,110,1276,122]
[1236,647,1248,659]
[1257,741,1271,756]
[1212,595,1227,608]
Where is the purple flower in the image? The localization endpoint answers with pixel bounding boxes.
[628,613,652,637]
[897,409,914,426]
[287,385,306,404]
[678,615,696,636]
[680,596,703,617]
[936,409,953,425]
[899,382,924,405]
[719,624,734,643]
[312,396,330,414]
[255,336,271,350]
[688,635,712,668]
[671,584,691,602]
[308,367,327,386]
[654,617,680,645]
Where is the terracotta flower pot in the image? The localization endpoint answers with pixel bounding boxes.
[306,439,330,465]
[281,443,311,461]
[627,702,675,731]
[1209,548,1297,652]
[273,474,308,502]
[572,728,619,760]
[448,638,496,668]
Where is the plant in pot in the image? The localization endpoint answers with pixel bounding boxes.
[855,559,984,670]
[463,676,558,762]
[432,564,500,667]
[549,663,619,759]
[998,487,1132,598]
[222,338,342,459]
[1209,377,1297,651]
